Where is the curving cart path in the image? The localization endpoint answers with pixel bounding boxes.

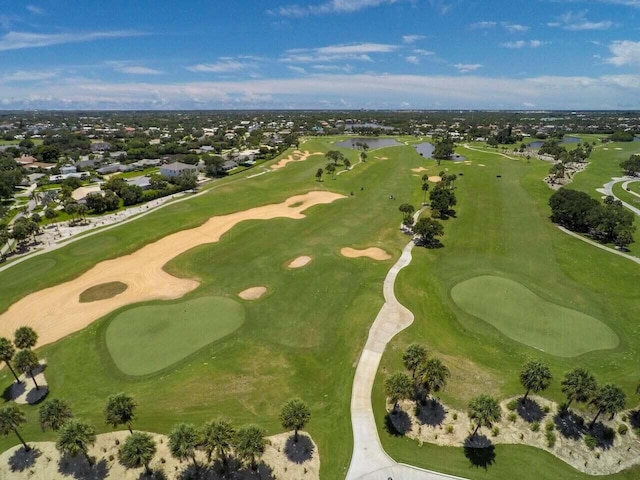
[346,214,466,480]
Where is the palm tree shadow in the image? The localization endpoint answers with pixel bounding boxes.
[629,410,640,429]
[284,434,315,464]
[179,460,275,479]
[138,469,167,480]
[590,422,616,450]
[387,409,412,435]
[8,446,41,472]
[463,435,496,470]
[26,384,49,404]
[58,455,109,480]
[417,399,446,427]
[2,381,26,401]
[517,398,545,423]
[554,411,585,440]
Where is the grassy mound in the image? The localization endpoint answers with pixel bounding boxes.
[79,281,128,303]
[451,275,619,357]
[105,296,244,375]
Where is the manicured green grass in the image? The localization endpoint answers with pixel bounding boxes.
[105,296,245,376]
[79,281,128,303]
[627,181,640,196]
[451,275,618,357]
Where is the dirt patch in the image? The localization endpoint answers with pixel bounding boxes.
[238,286,267,300]
[0,192,345,347]
[427,176,442,183]
[0,430,319,480]
[411,167,429,173]
[271,150,322,170]
[388,395,640,475]
[288,256,312,268]
[79,282,128,303]
[340,247,391,261]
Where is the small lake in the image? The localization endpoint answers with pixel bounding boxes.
[528,136,581,149]
[335,137,403,149]
[414,142,466,162]
[345,122,394,131]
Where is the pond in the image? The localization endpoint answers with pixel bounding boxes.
[528,136,581,149]
[345,122,394,131]
[414,142,466,162]
[335,137,403,149]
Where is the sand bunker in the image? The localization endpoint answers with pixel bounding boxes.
[478,164,486,167]
[428,176,442,182]
[0,192,345,347]
[374,156,388,160]
[238,286,267,300]
[288,255,312,268]
[271,150,322,170]
[340,247,391,260]
[71,185,102,202]
[411,167,429,173]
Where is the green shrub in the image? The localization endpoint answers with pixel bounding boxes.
[507,399,518,411]
[545,421,555,432]
[618,424,628,435]
[491,426,500,437]
[446,425,454,434]
[452,413,458,420]
[530,421,540,432]
[508,413,517,423]
[546,431,556,448]
[543,405,550,414]
[584,434,597,450]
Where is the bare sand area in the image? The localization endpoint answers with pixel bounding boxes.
[374,156,388,160]
[8,362,48,405]
[238,286,267,300]
[0,430,319,480]
[0,192,345,347]
[411,167,429,173]
[340,247,391,261]
[270,150,322,170]
[428,176,441,182]
[288,255,312,268]
[478,164,486,167]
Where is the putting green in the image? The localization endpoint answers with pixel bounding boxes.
[105,296,245,376]
[450,276,619,357]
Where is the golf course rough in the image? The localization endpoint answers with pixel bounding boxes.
[450,275,619,357]
[105,296,245,376]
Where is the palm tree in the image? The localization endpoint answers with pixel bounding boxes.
[468,394,502,437]
[14,349,40,390]
[14,326,38,350]
[119,431,157,476]
[56,419,96,466]
[39,398,73,432]
[560,368,597,412]
[104,393,137,434]
[280,398,311,443]
[421,182,430,204]
[200,419,235,464]
[344,158,351,170]
[0,405,29,451]
[402,344,428,382]
[519,360,552,402]
[325,163,336,179]
[419,357,450,399]
[169,423,199,468]
[385,372,413,412]
[360,151,367,162]
[235,425,267,471]
[0,337,20,383]
[590,384,626,429]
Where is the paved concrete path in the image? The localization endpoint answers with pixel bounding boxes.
[597,176,640,216]
[346,213,467,480]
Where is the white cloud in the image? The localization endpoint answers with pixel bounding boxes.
[1,70,57,82]
[501,40,547,49]
[187,59,254,73]
[406,56,420,64]
[311,64,354,72]
[0,30,145,52]
[454,63,482,73]
[287,65,307,74]
[413,49,435,56]
[26,5,44,15]
[402,34,425,44]
[470,21,496,29]
[281,42,397,63]
[117,66,162,75]
[502,22,529,33]
[549,11,612,31]
[271,0,402,17]
[605,40,640,66]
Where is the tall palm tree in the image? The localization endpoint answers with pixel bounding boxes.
[14,326,38,350]
[519,360,552,402]
[385,372,413,412]
[421,182,430,204]
[235,425,266,471]
[39,399,73,432]
[119,432,157,476]
[14,349,40,390]
[0,337,20,383]
[56,419,97,467]
[560,368,598,411]
[468,395,502,437]
[419,357,451,399]
[200,419,235,464]
[104,393,137,434]
[402,344,428,382]
[0,405,29,451]
[169,423,199,468]
[280,398,311,443]
[590,384,626,429]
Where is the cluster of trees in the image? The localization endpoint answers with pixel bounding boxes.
[0,326,41,390]
[9,216,40,247]
[318,150,351,180]
[549,189,635,248]
[432,137,455,161]
[385,344,451,412]
[620,154,640,176]
[0,155,23,203]
[487,126,522,145]
[540,140,592,164]
[608,131,635,142]
[429,172,458,219]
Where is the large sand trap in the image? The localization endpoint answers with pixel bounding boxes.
[270,150,322,170]
[71,185,102,201]
[340,247,391,261]
[0,430,319,480]
[411,167,429,173]
[427,176,441,182]
[238,286,267,300]
[288,255,312,268]
[0,192,345,347]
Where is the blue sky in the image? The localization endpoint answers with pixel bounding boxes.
[0,0,639,109]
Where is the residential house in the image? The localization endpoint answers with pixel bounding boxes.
[160,162,197,178]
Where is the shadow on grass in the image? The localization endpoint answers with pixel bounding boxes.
[463,435,496,470]
[284,433,314,464]
[554,411,586,440]
[417,399,446,427]
[517,398,545,423]
[58,455,109,480]
[2,381,25,402]
[8,446,41,472]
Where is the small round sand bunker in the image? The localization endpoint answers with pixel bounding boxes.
[238,286,267,300]
[341,247,391,261]
[428,176,442,182]
[288,256,312,268]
